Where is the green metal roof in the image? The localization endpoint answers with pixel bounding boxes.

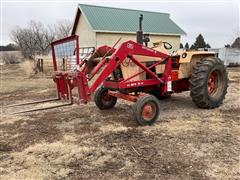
[78,4,186,35]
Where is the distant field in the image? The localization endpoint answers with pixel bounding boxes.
[0,51,22,57]
[0,51,23,65]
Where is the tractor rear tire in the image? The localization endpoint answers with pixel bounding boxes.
[133,95,160,126]
[94,87,117,110]
[189,57,228,109]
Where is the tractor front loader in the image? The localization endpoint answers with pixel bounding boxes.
[7,15,228,125]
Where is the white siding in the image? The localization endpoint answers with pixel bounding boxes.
[96,32,181,52]
[75,14,96,48]
[74,15,181,51]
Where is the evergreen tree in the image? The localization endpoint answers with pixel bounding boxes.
[206,43,211,48]
[231,37,240,48]
[180,43,183,48]
[0,43,18,51]
[185,43,189,50]
[191,34,211,49]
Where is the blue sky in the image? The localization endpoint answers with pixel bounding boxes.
[1,1,239,48]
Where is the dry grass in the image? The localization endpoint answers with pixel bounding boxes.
[0,65,239,180]
[19,60,35,77]
[42,59,54,76]
[0,141,96,179]
[0,51,23,64]
[35,56,54,76]
[0,64,53,95]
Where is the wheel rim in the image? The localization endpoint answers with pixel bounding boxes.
[208,70,223,98]
[142,102,157,121]
[208,71,218,95]
[101,92,114,105]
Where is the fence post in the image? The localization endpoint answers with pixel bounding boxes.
[40,58,44,72]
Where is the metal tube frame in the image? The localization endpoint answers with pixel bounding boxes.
[51,35,172,104]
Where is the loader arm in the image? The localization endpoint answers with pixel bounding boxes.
[50,35,172,104]
[84,40,171,99]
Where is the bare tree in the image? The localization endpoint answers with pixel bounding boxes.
[10,19,72,59]
[54,19,72,39]
[29,21,54,53]
[11,27,37,58]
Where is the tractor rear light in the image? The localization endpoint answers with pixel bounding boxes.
[167,81,172,92]
[167,75,172,92]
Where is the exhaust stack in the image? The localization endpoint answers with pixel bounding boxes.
[136,14,143,44]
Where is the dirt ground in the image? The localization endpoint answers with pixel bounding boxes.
[0,64,239,180]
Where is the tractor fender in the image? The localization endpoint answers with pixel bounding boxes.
[178,51,215,79]
[179,51,215,63]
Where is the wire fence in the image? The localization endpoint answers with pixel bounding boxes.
[53,40,77,71]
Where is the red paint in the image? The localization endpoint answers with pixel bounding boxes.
[51,35,190,104]
[142,103,156,121]
[108,91,138,102]
[172,78,189,93]
[208,71,218,95]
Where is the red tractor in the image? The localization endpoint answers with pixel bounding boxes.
[48,15,228,125]
[10,15,228,125]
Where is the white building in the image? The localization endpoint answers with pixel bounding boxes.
[71,4,186,51]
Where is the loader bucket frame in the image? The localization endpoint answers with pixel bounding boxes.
[51,35,80,102]
[4,36,80,114]
[51,35,172,104]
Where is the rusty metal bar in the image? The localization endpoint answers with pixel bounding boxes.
[108,91,138,102]
[12,102,73,114]
[6,98,60,107]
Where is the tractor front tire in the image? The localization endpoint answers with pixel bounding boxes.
[189,57,228,109]
[133,95,160,126]
[94,87,117,110]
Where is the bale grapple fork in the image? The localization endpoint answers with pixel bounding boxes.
[5,36,80,114]
[6,34,172,120]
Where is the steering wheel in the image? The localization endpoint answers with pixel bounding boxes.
[162,42,172,50]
